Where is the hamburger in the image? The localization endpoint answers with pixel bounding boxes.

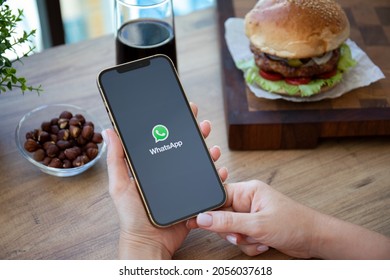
[243,0,356,97]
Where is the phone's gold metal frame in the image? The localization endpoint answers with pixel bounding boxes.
[96,54,226,227]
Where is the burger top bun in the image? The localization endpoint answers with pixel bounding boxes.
[245,0,350,59]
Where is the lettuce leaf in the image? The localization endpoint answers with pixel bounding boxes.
[237,43,357,97]
[338,43,357,72]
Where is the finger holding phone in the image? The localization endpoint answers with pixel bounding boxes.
[102,114,227,259]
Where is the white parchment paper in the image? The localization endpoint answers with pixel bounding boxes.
[225,18,385,102]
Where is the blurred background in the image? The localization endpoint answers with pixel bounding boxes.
[5,0,215,58]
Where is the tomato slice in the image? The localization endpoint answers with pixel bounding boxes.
[259,69,283,81]
[316,69,338,79]
[285,77,311,85]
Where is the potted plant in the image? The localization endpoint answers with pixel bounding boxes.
[0,0,41,94]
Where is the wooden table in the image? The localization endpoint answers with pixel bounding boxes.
[0,2,389,260]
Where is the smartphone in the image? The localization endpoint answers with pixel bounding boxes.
[97,55,226,227]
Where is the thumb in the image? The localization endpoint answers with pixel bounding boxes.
[197,211,254,236]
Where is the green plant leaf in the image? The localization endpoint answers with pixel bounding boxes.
[0,0,42,95]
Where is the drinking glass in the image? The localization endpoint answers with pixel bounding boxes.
[115,0,177,68]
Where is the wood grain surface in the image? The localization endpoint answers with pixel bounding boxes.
[222,0,390,149]
[0,3,389,260]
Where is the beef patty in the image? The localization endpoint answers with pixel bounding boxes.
[250,44,340,78]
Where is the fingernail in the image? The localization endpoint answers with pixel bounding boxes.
[220,166,228,175]
[197,213,213,227]
[256,245,269,253]
[102,129,110,145]
[226,235,237,245]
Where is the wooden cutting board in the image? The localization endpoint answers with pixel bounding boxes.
[217,0,390,149]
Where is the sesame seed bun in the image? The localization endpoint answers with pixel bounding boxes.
[245,0,350,59]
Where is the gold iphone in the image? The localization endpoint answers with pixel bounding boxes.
[97,55,226,227]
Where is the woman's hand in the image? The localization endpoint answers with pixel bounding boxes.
[188,180,390,259]
[103,103,228,259]
[188,180,317,258]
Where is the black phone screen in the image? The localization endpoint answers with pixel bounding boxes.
[97,55,226,226]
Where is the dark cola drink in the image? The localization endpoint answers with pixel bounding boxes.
[116,19,177,68]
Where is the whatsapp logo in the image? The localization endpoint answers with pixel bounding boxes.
[150,124,183,155]
[152,124,169,143]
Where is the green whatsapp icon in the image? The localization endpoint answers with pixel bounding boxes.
[152,124,169,143]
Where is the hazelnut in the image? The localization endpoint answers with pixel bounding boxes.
[76,135,87,146]
[24,139,40,152]
[42,157,52,166]
[81,125,94,140]
[75,114,85,125]
[82,154,90,163]
[58,129,70,141]
[84,142,98,151]
[69,125,81,138]
[73,155,89,167]
[68,138,76,147]
[25,131,35,140]
[58,151,66,160]
[69,117,81,127]
[58,118,69,129]
[64,146,81,161]
[33,149,46,162]
[57,140,71,150]
[50,134,58,143]
[37,131,50,143]
[92,132,103,144]
[72,157,83,167]
[32,129,40,140]
[84,121,94,129]
[43,141,55,151]
[51,117,59,125]
[46,144,59,158]
[59,111,73,119]
[63,159,72,168]
[48,158,62,168]
[51,125,59,134]
[86,147,98,160]
[41,121,52,132]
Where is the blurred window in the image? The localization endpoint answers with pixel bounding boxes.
[4,0,214,60]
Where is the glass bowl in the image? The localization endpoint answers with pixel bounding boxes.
[15,104,106,177]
